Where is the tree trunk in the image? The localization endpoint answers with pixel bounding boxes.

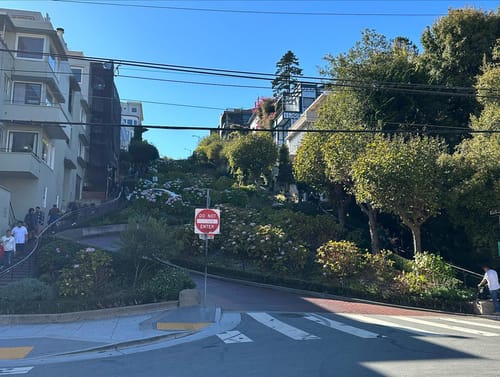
[359,203,380,254]
[408,223,422,254]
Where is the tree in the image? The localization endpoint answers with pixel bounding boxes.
[352,135,446,254]
[272,50,303,97]
[195,133,227,167]
[225,133,278,185]
[322,30,435,130]
[439,46,500,260]
[420,8,500,142]
[128,139,160,176]
[276,144,294,191]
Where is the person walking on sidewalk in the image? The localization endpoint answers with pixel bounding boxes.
[24,208,36,240]
[34,206,45,237]
[478,264,500,313]
[0,229,16,267]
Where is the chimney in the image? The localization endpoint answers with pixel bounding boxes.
[56,27,64,37]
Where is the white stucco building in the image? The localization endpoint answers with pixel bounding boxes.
[120,101,143,151]
[0,9,90,220]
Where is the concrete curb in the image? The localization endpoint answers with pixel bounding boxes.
[56,224,127,240]
[0,301,179,325]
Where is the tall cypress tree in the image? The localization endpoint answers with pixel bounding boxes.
[272,50,303,97]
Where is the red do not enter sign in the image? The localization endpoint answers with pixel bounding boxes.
[194,208,220,235]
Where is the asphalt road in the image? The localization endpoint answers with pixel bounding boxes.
[7,274,500,377]
[21,233,498,377]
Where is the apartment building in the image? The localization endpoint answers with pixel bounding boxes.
[0,9,90,220]
[120,101,143,151]
[285,92,329,157]
[272,83,323,146]
[218,108,253,138]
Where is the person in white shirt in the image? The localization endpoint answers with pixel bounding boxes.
[0,229,16,267]
[478,265,500,313]
[11,221,28,255]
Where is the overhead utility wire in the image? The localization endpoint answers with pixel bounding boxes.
[1,48,491,97]
[2,119,498,134]
[53,0,446,16]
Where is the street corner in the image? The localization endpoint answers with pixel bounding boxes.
[0,346,33,360]
[154,306,221,332]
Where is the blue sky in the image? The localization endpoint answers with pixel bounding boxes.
[1,0,498,158]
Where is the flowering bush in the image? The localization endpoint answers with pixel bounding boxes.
[56,249,113,298]
[176,204,308,275]
[316,240,366,280]
[140,267,195,301]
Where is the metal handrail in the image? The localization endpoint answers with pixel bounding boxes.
[0,190,123,280]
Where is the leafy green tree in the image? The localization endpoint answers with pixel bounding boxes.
[195,133,227,167]
[225,133,278,185]
[352,135,446,254]
[420,8,500,141]
[272,50,303,97]
[322,30,435,130]
[440,48,500,259]
[276,144,294,191]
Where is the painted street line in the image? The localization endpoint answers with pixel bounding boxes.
[339,314,440,336]
[304,314,380,339]
[438,317,500,330]
[0,347,33,360]
[0,367,34,375]
[394,316,499,337]
[247,312,320,341]
[216,330,253,344]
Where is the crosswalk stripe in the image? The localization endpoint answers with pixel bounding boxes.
[0,367,34,375]
[393,316,499,337]
[438,317,500,330]
[247,312,320,341]
[337,314,440,336]
[217,330,253,344]
[304,314,380,338]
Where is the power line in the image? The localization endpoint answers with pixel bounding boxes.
[52,0,446,16]
[2,118,498,134]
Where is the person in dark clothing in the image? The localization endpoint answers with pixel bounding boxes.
[34,206,45,236]
[24,208,36,240]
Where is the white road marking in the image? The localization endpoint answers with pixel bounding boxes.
[217,330,253,344]
[438,317,500,330]
[0,367,34,375]
[247,312,320,341]
[339,314,440,336]
[394,316,499,337]
[304,314,380,338]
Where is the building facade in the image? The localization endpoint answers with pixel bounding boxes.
[83,61,121,200]
[0,8,90,220]
[218,108,253,138]
[272,83,323,146]
[120,101,143,151]
[285,92,329,157]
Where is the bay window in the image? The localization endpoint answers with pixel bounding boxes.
[13,82,42,105]
[16,35,44,59]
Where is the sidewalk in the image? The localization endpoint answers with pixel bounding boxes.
[0,304,219,363]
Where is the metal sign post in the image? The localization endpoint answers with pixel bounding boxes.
[194,190,220,305]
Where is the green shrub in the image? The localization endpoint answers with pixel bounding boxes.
[37,239,83,283]
[0,279,55,314]
[56,249,113,298]
[139,267,195,302]
[316,240,366,280]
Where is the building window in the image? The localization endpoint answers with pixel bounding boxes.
[41,138,54,168]
[71,67,83,84]
[68,90,73,113]
[13,82,42,105]
[46,88,55,106]
[133,120,138,125]
[79,141,86,159]
[48,48,57,72]
[127,119,132,125]
[9,131,38,153]
[131,107,137,113]
[16,35,44,59]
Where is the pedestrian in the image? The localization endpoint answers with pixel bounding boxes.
[0,229,16,267]
[48,204,61,224]
[24,208,36,240]
[478,264,500,313]
[11,221,28,255]
[34,206,45,236]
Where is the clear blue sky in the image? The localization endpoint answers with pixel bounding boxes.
[1,0,498,158]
